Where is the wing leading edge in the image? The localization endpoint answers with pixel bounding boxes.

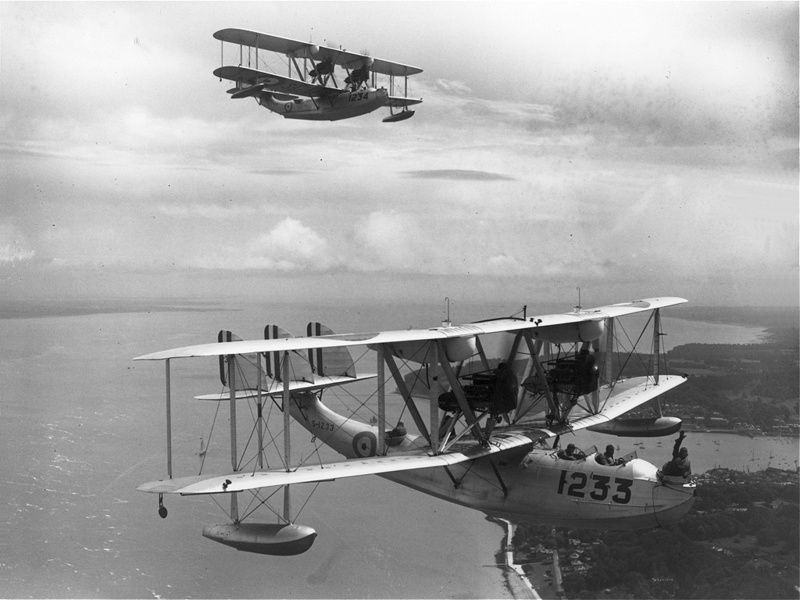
[214,28,423,77]
[138,432,533,495]
[134,297,686,361]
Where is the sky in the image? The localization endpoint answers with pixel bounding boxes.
[0,1,797,309]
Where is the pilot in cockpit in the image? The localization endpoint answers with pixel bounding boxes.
[557,443,586,460]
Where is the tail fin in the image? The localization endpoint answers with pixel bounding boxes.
[217,330,265,391]
[306,322,356,377]
[264,325,313,383]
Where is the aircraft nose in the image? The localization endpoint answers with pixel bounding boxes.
[653,483,695,525]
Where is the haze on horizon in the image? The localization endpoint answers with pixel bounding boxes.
[1,2,797,309]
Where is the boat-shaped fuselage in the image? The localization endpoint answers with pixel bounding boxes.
[258,88,389,121]
[290,393,695,530]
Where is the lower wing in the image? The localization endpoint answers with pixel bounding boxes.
[214,65,329,98]
[387,95,423,108]
[138,432,532,495]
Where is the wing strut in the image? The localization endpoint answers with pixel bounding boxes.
[282,351,291,521]
[227,355,239,523]
[436,341,487,445]
[165,359,173,478]
[377,346,386,456]
[383,349,432,446]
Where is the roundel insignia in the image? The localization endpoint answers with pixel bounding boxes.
[284,102,292,112]
[352,432,377,457]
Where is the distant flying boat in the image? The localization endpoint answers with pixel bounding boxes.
[212,28,422,122]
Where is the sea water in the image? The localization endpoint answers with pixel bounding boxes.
[0,300,787,598]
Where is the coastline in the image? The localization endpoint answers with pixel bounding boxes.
[490,517,567,600]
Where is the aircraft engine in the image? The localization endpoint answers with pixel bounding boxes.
[547,351,599,397]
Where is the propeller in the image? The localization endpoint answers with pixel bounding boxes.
[309,57,334,82]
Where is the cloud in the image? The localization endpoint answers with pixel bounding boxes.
[189,217,339,271]
[156,202,262,220]
[434,79,473,95]
[0,225,35,264]
[352,211,422,271]
[402,169,515,181]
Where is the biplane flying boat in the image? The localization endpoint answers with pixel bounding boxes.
[213,28,423,122]
[135,297,695,556]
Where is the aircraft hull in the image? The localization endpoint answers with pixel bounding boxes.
[383,453,695,530]
[258,88,389,121]
[290,394,695,530]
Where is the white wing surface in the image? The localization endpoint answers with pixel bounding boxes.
[521,375,687,439]
[134,297,686,361]
[213,28,423,76]
[214,66,329,97]
[138,432,533,495]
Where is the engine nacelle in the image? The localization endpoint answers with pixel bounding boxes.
[547,352,599,396]
[381,336,477,364]
[533,319,604,344]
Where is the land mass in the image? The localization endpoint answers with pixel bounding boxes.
[511,467,798,599]
[508,307,799,598]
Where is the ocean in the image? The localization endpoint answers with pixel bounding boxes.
[0,300,794,598]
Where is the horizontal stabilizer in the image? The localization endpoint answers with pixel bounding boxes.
[194,373,378,400]
[230,83,266,99]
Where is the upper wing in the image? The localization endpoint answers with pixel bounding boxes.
[214,28,319,58]
[368,57,423,77]
[138,432,532,495]
[213,28,423,76]
[134,297,686,361]
[214,66,329,98]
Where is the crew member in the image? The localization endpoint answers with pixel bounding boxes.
[662,431,691,478]
[557,443,585,461]
[596,444,624,465]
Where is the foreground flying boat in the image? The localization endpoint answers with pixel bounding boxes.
[213,28,423,122]
[135,297,695,555]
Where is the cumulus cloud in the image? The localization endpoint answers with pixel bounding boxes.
[245,217,338,271]
[189,217,339,271]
